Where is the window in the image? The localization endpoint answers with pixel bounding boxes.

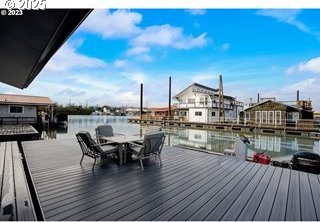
[287,112,299,121]
[212,112,216,117]
[195,111,202,116]
[194,134,202,139]
[262,111,268,124]
[268,111,274,125]
[255,111,261,124]
[275,111,281,125]
[9,105,24,114]
[188,98,195,104]
[245,113,251,123]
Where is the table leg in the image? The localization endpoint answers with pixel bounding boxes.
[118,144,123,165]
[123,145,127,164]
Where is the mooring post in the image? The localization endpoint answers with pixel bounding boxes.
[140,83,143,120]
[168,76,171,119]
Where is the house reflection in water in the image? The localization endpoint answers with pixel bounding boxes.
[171,129,236,154]
[169,128,319,161]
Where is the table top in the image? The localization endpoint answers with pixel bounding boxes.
[102,135,144,144]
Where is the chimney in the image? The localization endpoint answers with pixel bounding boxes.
[257,93,260,103]
[297,90,299,101]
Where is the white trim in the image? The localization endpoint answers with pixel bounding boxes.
[275,111,281,125]
[262,111,267,124]
[268,111,274,125]
[255,111,261,124]
[8,105,24,114]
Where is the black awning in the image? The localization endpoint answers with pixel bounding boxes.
[0,9,92,89]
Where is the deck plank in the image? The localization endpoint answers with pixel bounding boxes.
[269,168,290,221]
[120,158,237,221]
[172,161,252,221]
[286,170,301,221]
[11,142,35,221]
[0,143,16,221]
[253,167,283,221]
[309,174,320,220]
[220,165,270,221]
[300,172,317,221]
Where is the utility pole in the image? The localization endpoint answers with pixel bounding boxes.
[218,74,225,123]
[168,76,171,118]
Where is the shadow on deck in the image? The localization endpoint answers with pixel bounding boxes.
[21,138,320,221]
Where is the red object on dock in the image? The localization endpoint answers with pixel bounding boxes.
[253,152,271,165]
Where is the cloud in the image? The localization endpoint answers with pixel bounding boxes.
[55,88,86,97]
[44,42,108,72]
[130,24,207,50]
[114,59,127,68]
[125,46,150,56]
[185,9,207,16]
[80,9,142,39]
[286,57,320,75]
[256,9,319,38]
[221,43,230,51]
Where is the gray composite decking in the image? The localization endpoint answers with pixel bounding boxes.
[0,142,35,221]
[22,138,320,221]
[0,124,38,141]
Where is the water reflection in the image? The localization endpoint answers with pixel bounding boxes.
[43,115,320,161]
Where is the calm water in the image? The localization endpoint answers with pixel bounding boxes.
[42,115,320,161]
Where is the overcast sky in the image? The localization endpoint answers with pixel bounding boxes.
[1,9,320,110]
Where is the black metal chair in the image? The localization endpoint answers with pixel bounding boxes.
[95,125,124,146]
[76,131,118,170]
[128,132,166,170]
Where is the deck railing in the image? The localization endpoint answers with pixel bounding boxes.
[138,115,320,132]
[0,117,37,124]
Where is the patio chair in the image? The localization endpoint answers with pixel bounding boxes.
[128,132,166,170]
[95,125,124,146]
[76,131,119,170]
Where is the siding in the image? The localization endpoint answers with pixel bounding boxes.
[0,105,37,118]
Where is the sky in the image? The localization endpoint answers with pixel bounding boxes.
[1,9,320,110]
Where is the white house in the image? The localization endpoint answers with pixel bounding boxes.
[172,83,243,123]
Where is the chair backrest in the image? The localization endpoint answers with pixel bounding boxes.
[76,131,103,157]
[140,132,166,156]
[96,125,114,136]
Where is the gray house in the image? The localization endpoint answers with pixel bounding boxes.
[0,94,53,124]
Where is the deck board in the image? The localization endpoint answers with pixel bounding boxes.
[286,170,301,221]
[300,172,317,220]
[21,138,320,221]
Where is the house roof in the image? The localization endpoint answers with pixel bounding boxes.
[243,100,301,112]
[173,83,235,100]
[0,94,53,105]
[0,9,92,89]
[173,83,218,99]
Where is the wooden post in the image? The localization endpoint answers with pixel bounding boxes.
[140,83,143,119]
[168,76,171,118]
[218,74,225,123]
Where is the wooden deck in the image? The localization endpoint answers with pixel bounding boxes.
[22,138,320,221]
[0,142,35,220]
[0,124,38,141]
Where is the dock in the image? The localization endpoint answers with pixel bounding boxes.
[128,118,320,139]
[0,124,39,142]
[19,138,320,221]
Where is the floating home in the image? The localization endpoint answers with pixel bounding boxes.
[0,94,53,124]
[241,99,314,127]
[172,83,244,123]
